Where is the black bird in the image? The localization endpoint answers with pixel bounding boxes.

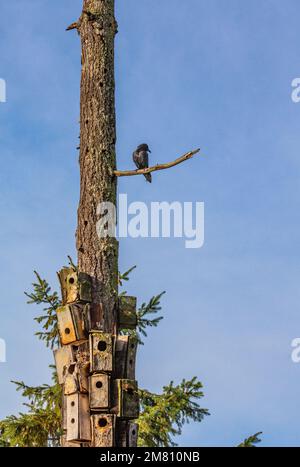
[133,143,152,183]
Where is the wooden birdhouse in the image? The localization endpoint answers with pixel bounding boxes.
[89,374,110,410]
[58,267,92,305]
[91,414,115,447]
[56,304,89,345]
[89,331,114,373]
[65,393,91,442]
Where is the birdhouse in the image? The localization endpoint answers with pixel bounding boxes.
[118,296,137,329]
[128,422,139,446]
[66,393,91,442]
[89,374,110,410]
[57,267,92,305]
[89,331,114,373]
[91,414,115,447]
[56,304,89,345]
[116,421,138,447]
[115,335,138,379]
[126,337,138,380]
[112,379,139,419]
[64,362,89,395]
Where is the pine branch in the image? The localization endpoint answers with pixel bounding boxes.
[237,432,262,447]
[24,271,61,349]
[118,265,137,286]
[138,377,210,447]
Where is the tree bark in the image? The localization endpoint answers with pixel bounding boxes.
[77,0,118,334]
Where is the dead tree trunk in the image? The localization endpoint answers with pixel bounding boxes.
[77,0,118,334]
[55,0,139,449]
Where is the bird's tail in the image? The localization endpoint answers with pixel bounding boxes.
[144,173,152,183]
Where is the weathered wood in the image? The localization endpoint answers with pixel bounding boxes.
[66,393,91,442]
[56,304,88,345]
[126,337,138,380]
[116,421,138,447]
[112,379,139,419]
[89,302,104,330]
[63,394,68,431]
[118,296,137,329]
[64,363,89,395]
[68,272,92,304]
[54,346,74,384]
[57,267,72,305]
[91,414,115,447]
[61,433,81,448]
[115,335,138,379]
[89,374,110,410]
[128,422,139,447]
[58,268,92,305]
[115,335,128,379]
[89,331,114,373]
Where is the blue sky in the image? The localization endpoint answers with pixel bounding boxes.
[1,0,300,447]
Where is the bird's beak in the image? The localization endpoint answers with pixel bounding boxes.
[149,149,152,153]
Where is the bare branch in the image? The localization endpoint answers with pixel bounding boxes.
[114,148,201,177]
[66,22,78,31]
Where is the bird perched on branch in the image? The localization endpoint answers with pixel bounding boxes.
[132,143,152,183]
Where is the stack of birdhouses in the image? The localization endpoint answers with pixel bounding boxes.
[54,267,139,447]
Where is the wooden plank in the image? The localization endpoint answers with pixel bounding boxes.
[119,379,139,419]
[89,374,110,410]
[116,421,138,447]
[63,394,68,431]
[89,331,114,373]
[126,337,138,380]
[53,346,74,384]
[115,420,127,447]
[91,414,115,447]
[89,302,104,330]
[113,379,139,419]
[57,267,73,305]
[71,304,88,341]
[115,335,128,379]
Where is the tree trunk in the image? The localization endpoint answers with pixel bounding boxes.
[77,0,118,335]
